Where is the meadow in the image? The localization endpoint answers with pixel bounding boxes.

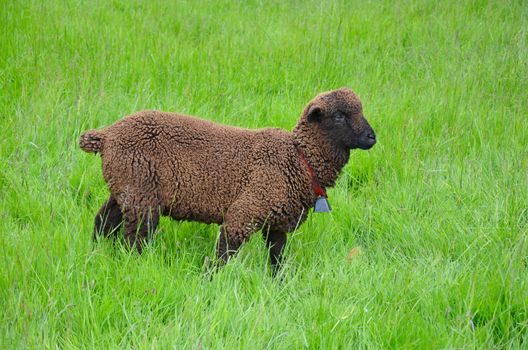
[1,0,527,348]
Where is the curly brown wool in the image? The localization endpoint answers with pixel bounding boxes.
[80,87,376,273]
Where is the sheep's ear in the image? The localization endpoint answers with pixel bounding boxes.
[306,105,323,123]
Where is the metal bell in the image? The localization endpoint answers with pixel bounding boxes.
[314,196,331,213]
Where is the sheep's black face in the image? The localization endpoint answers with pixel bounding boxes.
[306,88,376,150]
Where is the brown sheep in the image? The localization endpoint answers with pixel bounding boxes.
[79,87,376,273]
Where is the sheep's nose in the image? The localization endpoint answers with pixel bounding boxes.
[367,131,376,141]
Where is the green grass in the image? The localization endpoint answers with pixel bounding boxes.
[1,0,527,348]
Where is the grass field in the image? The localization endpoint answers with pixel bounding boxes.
[1,0,527,348]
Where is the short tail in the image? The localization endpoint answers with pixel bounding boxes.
[79,130,104,153]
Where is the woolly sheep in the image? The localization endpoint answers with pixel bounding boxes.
[79,88,376,273]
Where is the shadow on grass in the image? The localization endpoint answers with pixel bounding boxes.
[91,219,219,270]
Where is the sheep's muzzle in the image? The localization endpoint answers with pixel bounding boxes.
[356,123,376,150]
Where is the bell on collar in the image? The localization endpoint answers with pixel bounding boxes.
[314,196,331,213]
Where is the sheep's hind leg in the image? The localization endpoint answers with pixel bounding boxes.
[93,196,123,240]
[263,230,287,276]
[123,206,160,254]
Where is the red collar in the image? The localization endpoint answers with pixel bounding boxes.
[298,149,327,197]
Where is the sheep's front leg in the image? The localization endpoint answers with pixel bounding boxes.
[216,182,280,268]
[216,226,237,264]
[216,225,253,264]
[263,230,287,275]
[93,196,123,240]
[216,202,264,265]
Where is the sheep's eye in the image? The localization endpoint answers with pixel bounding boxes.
[332,112,346,123]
